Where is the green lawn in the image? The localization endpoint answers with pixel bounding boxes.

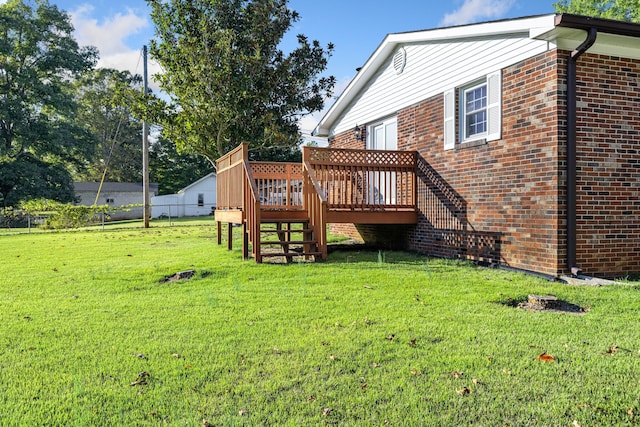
[1,219,639,426]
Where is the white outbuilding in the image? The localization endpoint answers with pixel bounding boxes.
[151,173,216,218]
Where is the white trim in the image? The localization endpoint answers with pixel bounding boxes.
[443,89,455,150]
[486,71,502,142]
[367,116,398,150]
[460,80,488,142]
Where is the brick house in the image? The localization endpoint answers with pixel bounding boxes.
[313,14,640,278]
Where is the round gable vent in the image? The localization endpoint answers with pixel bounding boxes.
[393,47,406,75]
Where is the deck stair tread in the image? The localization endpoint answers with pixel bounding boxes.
[260,240,317,245]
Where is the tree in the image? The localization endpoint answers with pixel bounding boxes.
[0,0,97,206]
[0,153,76,207]
[554,0,640,21]
[147,0,335,163]
[0,0,98,160]
[149,135,214,195]
[73,68,144,183]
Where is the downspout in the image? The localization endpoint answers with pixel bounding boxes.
[566,27,597,276]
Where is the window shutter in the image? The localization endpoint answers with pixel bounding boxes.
[443,89,455,150]
[486,71,502,142]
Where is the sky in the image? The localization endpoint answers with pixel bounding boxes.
[4,0,557,137]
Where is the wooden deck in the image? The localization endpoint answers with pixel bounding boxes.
[215,143,418,262]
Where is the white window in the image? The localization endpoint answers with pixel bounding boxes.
[462,82,487,140]
[444,71,501,150]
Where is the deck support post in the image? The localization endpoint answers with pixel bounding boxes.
[242,222,249,260]
[217,221,222,245]
[227,223,233,251]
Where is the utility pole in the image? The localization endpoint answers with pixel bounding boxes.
[142,45,150,228]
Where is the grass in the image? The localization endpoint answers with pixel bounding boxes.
[1,218,639,426]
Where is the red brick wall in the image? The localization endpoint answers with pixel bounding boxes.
[574,53,640,276]
[328,49,640,277]
[402,50,563,275]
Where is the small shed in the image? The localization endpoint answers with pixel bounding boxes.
[151,173,216,218]
[74,182,159,220]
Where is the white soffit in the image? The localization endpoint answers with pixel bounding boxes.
[533,26,640,59]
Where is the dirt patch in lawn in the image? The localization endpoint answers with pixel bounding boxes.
[500,294,589,315]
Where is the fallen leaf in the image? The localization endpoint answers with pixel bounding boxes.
[628,408,635,416]
[307,395,316,402]
[451,371,464,379]
[134,353,145,359]
[203,419,211,427]
[537,352,555,363]
[238,408,249,416]
[363,285,373,289]
[502,368,512,375]
[322,407,333,416]
[360,382,367,390]
[411,369,422,376]
[52,268,58,272]
[329,354,335,361]
[127,254,133,257]
[456,387,472,395]
[572,421,582,427]
[172,353,182,358]
[386,334,395,341]
[371,362,380,368]
[472,378,480,385]
[607,345,619,354]
[409,338,417,347]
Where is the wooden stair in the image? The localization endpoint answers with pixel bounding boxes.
[257,216,321,263]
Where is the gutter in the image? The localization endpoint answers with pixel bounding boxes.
[565,26,597,277]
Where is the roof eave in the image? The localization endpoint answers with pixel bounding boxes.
[313,14,557,136]
[555,13,640,38]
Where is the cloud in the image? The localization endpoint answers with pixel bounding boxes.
[68,4,162,90]
[440,0,516,26]
[70,5,149,57]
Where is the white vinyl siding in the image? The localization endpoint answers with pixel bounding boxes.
[333,34,549,136]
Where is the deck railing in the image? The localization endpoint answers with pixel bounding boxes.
[216,143,247,211]
[217,143,418,262]
[216,143,262,260]
[250,162,304,209]
[302,146,416,211]
[302,158,329,260]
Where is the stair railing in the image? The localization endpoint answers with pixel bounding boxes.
[302,147,328,260]
[242,156,262,262]
[216,143,262,261]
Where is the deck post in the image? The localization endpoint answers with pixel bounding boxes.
[227,222,233,251]
[242,222,249,260]
[217,221,222,245]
